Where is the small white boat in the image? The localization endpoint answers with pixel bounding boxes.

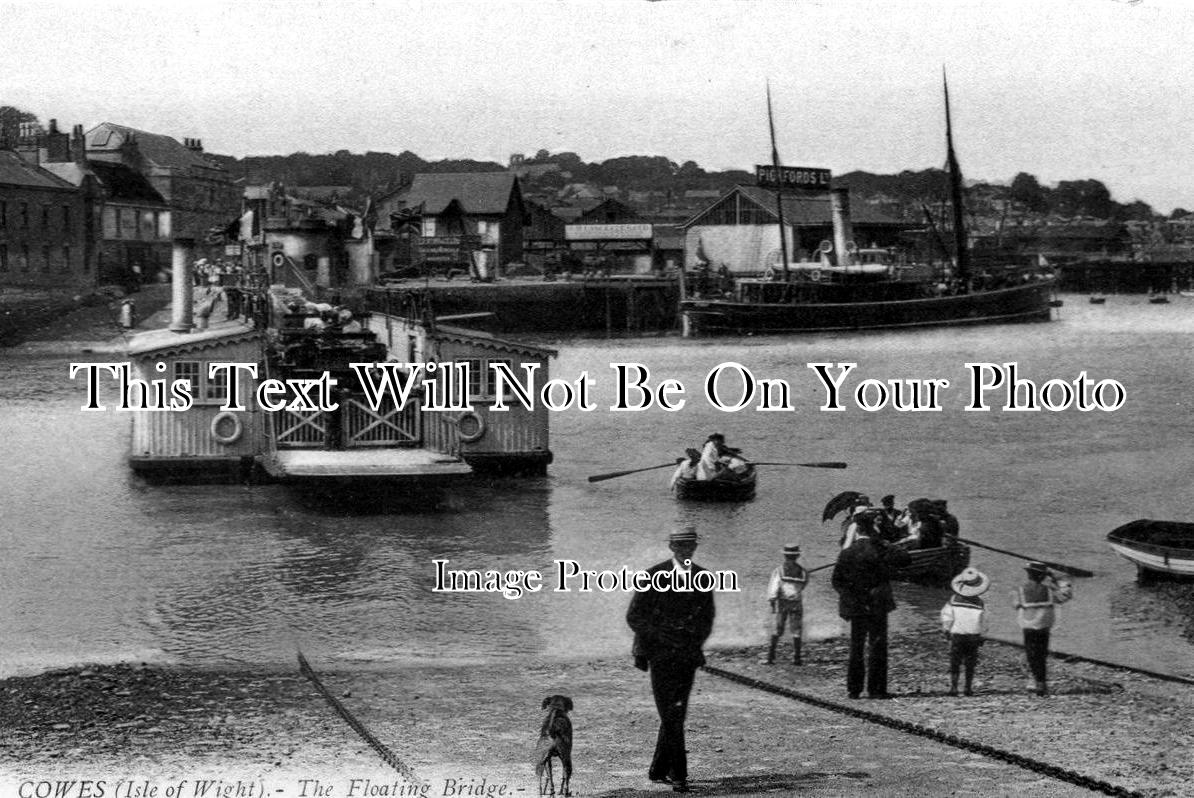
[1106,519,1194,582]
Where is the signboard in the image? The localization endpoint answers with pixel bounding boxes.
[565,223,653,241]
[417,235,481,265]
[755,165,832,192]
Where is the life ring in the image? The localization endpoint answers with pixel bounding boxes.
[809,269,822,283]
[210,411,243,446]
[455,411,487,443]
[764,267,777,281]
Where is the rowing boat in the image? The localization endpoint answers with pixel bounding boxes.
[1106,519,1194,582]
[672,464,757,502]
[894,538,970,586]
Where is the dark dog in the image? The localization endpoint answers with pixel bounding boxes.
[533,694,573,796]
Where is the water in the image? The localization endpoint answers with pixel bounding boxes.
[1,295,1193,678]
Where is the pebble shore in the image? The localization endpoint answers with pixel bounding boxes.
[1,632,1190,797]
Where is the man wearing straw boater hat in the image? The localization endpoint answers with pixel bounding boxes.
[626,526,716,793]
[940,567,991,696]
[1013,560,1073,696]
[765,544,807,665]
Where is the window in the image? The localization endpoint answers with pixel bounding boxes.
[140,210,155,240]
[61,245,71,272]
[422,217,437,237]
[20,202,28,228]
[173,361,231,405]
[62,206,71,235]
[464,357,515,401]
[205,364,228,404]
[173,361,201,400]
[19,244,29,272]
[41,205,50,230]
[103,207,119,239]
[41,245,51,271]
[1,201,6,228]
[0,244,7,271]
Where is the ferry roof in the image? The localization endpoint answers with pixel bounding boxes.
[433,322,558,359]
[127,321,260,358]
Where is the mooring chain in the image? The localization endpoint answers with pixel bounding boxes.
[297,651,424,786]
[702,665,1142,798]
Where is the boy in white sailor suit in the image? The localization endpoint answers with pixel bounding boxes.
[940,567,991,696]
[765,544,808,665]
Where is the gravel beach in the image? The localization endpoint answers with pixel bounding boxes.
[2,632,1190,798]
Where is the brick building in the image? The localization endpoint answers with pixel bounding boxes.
[0,145,90,290]
[85,123,239,257]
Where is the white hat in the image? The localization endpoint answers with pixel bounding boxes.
[950,567,990,597]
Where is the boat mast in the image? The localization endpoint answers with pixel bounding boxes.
[766,82,791,281]
[943,69,971,292]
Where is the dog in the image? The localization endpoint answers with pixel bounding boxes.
[533,694,573,796]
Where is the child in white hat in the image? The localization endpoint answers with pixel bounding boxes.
[940,566,991,696]
[765,544,807,665]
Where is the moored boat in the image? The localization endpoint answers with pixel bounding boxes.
[1106,519,1194,582]
[672,464,757,502]
[680,74,1056,336]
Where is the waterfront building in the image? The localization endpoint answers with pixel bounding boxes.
[374,172,527,277]
[681,184,910,272]
[0,138,90,290]
[18,120,172,287]
[238,182,366,292]
[84,123,239,260]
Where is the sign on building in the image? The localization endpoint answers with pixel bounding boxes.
[565,223,654,241]
[755,165,832,192]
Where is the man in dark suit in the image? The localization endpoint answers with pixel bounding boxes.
[831,511,911,699]
[626,527,716,793]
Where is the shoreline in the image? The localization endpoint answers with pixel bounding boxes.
[2,631,1189,797]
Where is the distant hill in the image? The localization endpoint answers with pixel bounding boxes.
[206,147,1159,222]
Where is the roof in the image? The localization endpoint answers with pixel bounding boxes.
[434,322,558,358]
[127,321,260,358]
[86,123,225,173]
[396,172,520,215]
[683,185,908,229]
[88,160,167,204]
[0,150,77,191]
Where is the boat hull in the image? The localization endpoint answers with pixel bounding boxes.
[682,279,1056,334]
[1106,519,1194,581]
[893,540,970,586]
[673,468,757,502]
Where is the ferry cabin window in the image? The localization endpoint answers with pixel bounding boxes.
[173,362,201,400]
[172,361,230,405]
[464,358,514,401]
[205,364,228,403]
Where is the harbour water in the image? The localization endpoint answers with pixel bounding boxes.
[2,294,1193,679]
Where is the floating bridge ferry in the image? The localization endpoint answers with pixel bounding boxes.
[126,247,555,487]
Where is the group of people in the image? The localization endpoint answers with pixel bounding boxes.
[625,520,1073,791]
[839,493,957,551]
[669,432,750,487]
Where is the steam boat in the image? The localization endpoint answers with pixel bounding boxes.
[680,76,1057,335]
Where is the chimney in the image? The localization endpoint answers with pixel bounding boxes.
[15,121,44,164]
[71,125,86,164]
[185,137,203,153]
[45,119,71,163]
[830,188,855,268]
[169,238,196,333]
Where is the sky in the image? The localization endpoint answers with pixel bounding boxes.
[4,0,1194,212]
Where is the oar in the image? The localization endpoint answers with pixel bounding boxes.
[806,562,835,574]
[588,459,683,483]
[955,536,1094,578]
[751,461,848,469]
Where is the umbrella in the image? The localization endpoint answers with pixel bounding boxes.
[822,490,866,523]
